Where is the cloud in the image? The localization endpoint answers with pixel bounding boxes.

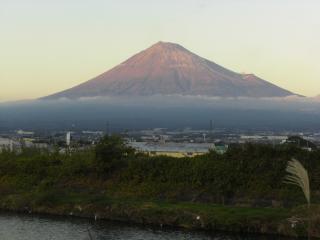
[0,94,319,132]
[15,94,318,114]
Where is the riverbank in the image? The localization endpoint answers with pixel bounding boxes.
[1,193,319,238]
[1,141,320,238]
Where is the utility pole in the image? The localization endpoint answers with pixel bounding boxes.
[209,119,214,142]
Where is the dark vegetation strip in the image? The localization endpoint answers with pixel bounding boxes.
[0,135,320,237]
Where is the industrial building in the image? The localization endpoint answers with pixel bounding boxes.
[129,142,228,158]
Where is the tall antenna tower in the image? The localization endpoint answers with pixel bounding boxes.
[203,133,207,143]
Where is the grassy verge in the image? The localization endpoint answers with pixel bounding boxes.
[1,191,318,238]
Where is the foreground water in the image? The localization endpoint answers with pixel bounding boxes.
[0,212,292,240]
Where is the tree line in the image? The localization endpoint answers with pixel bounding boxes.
[0,135,319,207]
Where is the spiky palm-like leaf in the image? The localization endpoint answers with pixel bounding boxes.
[284,158,310,205]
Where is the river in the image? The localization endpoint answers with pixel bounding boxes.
[0,212,292,240]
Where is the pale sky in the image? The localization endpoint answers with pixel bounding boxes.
[1,0,320,101]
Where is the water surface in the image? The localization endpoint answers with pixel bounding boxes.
[0,212,293,240]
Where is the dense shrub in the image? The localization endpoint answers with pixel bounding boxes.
[0,137,319,206]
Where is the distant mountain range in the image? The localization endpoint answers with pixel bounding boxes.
[43,42,295,99]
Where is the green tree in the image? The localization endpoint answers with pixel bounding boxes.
[94,135,135,175]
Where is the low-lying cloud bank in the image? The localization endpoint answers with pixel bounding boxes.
[0,95,319,131]
[33,95,320,112]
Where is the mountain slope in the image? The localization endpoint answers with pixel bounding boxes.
[44,42,295,99]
